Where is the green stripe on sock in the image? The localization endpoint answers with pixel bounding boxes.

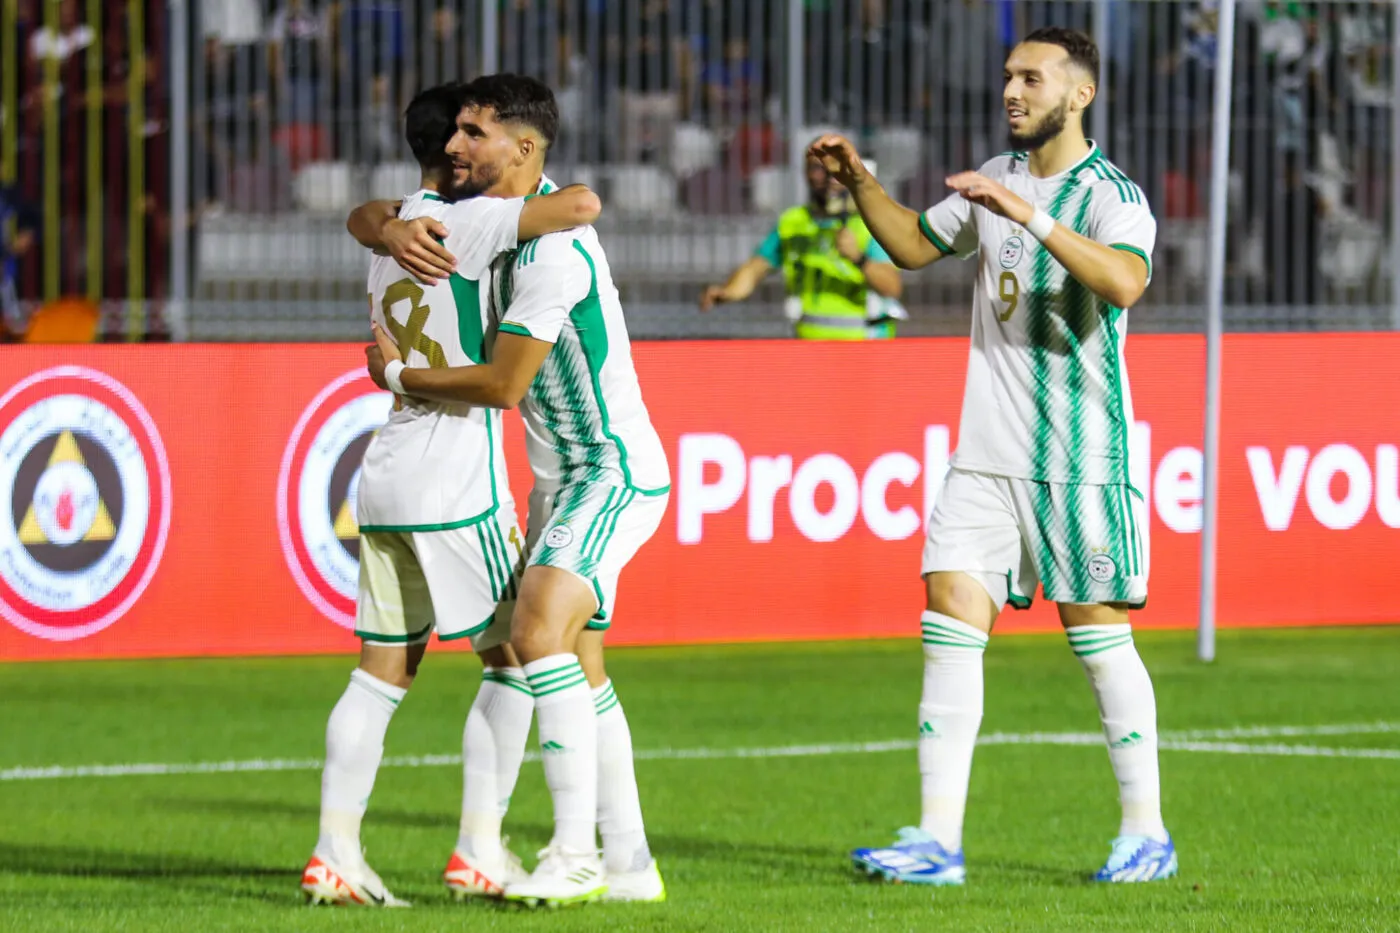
[484,671,533,696]
[1067,631,1132,646]
[1071,636,1134,657]
[525,659,582,682]
[526,661,588,683]
[1066,625,1131,639]
[921,622,989,647]
[1073,639,1134,657]
[533,673,589,697]
[528,667,586,692]
[922,636,987,651]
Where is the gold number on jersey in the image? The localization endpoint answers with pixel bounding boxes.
[382,279,448,369]
[512,523,526,574]
[998,270,1020,322]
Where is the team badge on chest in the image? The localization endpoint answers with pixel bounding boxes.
[998,235,1026,269]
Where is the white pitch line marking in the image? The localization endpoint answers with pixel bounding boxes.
[1,722,1396,782]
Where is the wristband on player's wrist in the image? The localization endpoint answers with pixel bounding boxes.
[1026,208,1056,242]
[384,359,406,395]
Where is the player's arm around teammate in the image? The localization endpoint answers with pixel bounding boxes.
[346,184,603,282]
[367,321,549,411]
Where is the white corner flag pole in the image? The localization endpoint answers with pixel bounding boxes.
[1198,0,1238,663]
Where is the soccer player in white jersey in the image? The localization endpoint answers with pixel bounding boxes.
[815,27,1176,885]
[356,74,669,908]
[300,83,603,908]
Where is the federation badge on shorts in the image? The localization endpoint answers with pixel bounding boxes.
[0,366,171,641]
[1087,550,1118,583]
[543,525,574,549]
[999,235,1025,269]
[277,371,391,628]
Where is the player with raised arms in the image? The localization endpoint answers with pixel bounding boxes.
[817,27,1176,885]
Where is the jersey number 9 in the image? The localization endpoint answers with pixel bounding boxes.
[998,270,1019,323]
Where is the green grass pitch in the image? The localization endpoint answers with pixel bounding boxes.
[2,627,1398,932]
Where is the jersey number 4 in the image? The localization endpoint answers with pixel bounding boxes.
[998,270,1020,323]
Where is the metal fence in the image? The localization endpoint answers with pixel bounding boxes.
[3,0,1396,340]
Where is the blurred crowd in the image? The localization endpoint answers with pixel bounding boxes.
[1,0,1396,337]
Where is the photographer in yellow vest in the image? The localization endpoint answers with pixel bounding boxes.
[699,150,904,339]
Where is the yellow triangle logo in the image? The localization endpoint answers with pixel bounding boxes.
[49,431,85,466]
[84,501,116,541]
[18,506,46,544]
[15,431,116,545]
[333,499,358,539]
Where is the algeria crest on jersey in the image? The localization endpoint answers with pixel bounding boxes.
[999,235,1026,270]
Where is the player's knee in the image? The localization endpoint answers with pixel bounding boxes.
[509,611,565,664]
[924,572,996,631]
[357,640,426,689]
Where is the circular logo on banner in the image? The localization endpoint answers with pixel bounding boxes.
[0,366,171,641]
[277,371,391,629]
[1087,553,1118,584]
[999,235,1025,269]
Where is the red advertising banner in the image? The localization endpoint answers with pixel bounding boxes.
[1,336,1396,661]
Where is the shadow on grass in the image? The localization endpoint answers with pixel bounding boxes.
[138,795,867,881]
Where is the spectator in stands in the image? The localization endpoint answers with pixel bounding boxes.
[1266,151,1328,309]
[614,0,683,165]
[698,149,903,340]
[201,0,262,50]
[269,0,329,127]
[0,183,39,340]
[26,0,92,68]
[699,35,762,125]
[330,1,406,164]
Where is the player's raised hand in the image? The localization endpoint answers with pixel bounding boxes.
[808,135,870,189]
[698,284,727,312]
[383,216,456,282]
[946,172,1033,226]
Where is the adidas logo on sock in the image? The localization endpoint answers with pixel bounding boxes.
[541,740,568,754]
[1111,731,1144,748]
[919,721,938,737]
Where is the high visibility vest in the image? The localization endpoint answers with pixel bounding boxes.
[774,205,893,340]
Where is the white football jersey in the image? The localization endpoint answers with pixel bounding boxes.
[490,225,670,495]
[357,189,526,530]
[921,144,1157,486]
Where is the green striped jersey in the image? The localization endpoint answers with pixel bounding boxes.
[490,226,670,494]
[358,189,525,531]
[919,145,1156,486]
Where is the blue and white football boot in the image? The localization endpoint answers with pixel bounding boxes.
[1093,833,1178,883]
[850,827,966,885]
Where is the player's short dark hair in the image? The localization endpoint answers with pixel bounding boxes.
[404,82,464,171]
[1022,26,1099,84]
[460,73,559,149]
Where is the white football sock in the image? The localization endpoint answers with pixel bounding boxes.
[458,667,533,859]
[593,680,651,873]
[317,668,406,861]
[524,654,597,853]
[1066,624,1167,841]
[917,611,988,853]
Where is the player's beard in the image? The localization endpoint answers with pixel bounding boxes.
[450,160,504,200]
[1008,99,1069,152]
